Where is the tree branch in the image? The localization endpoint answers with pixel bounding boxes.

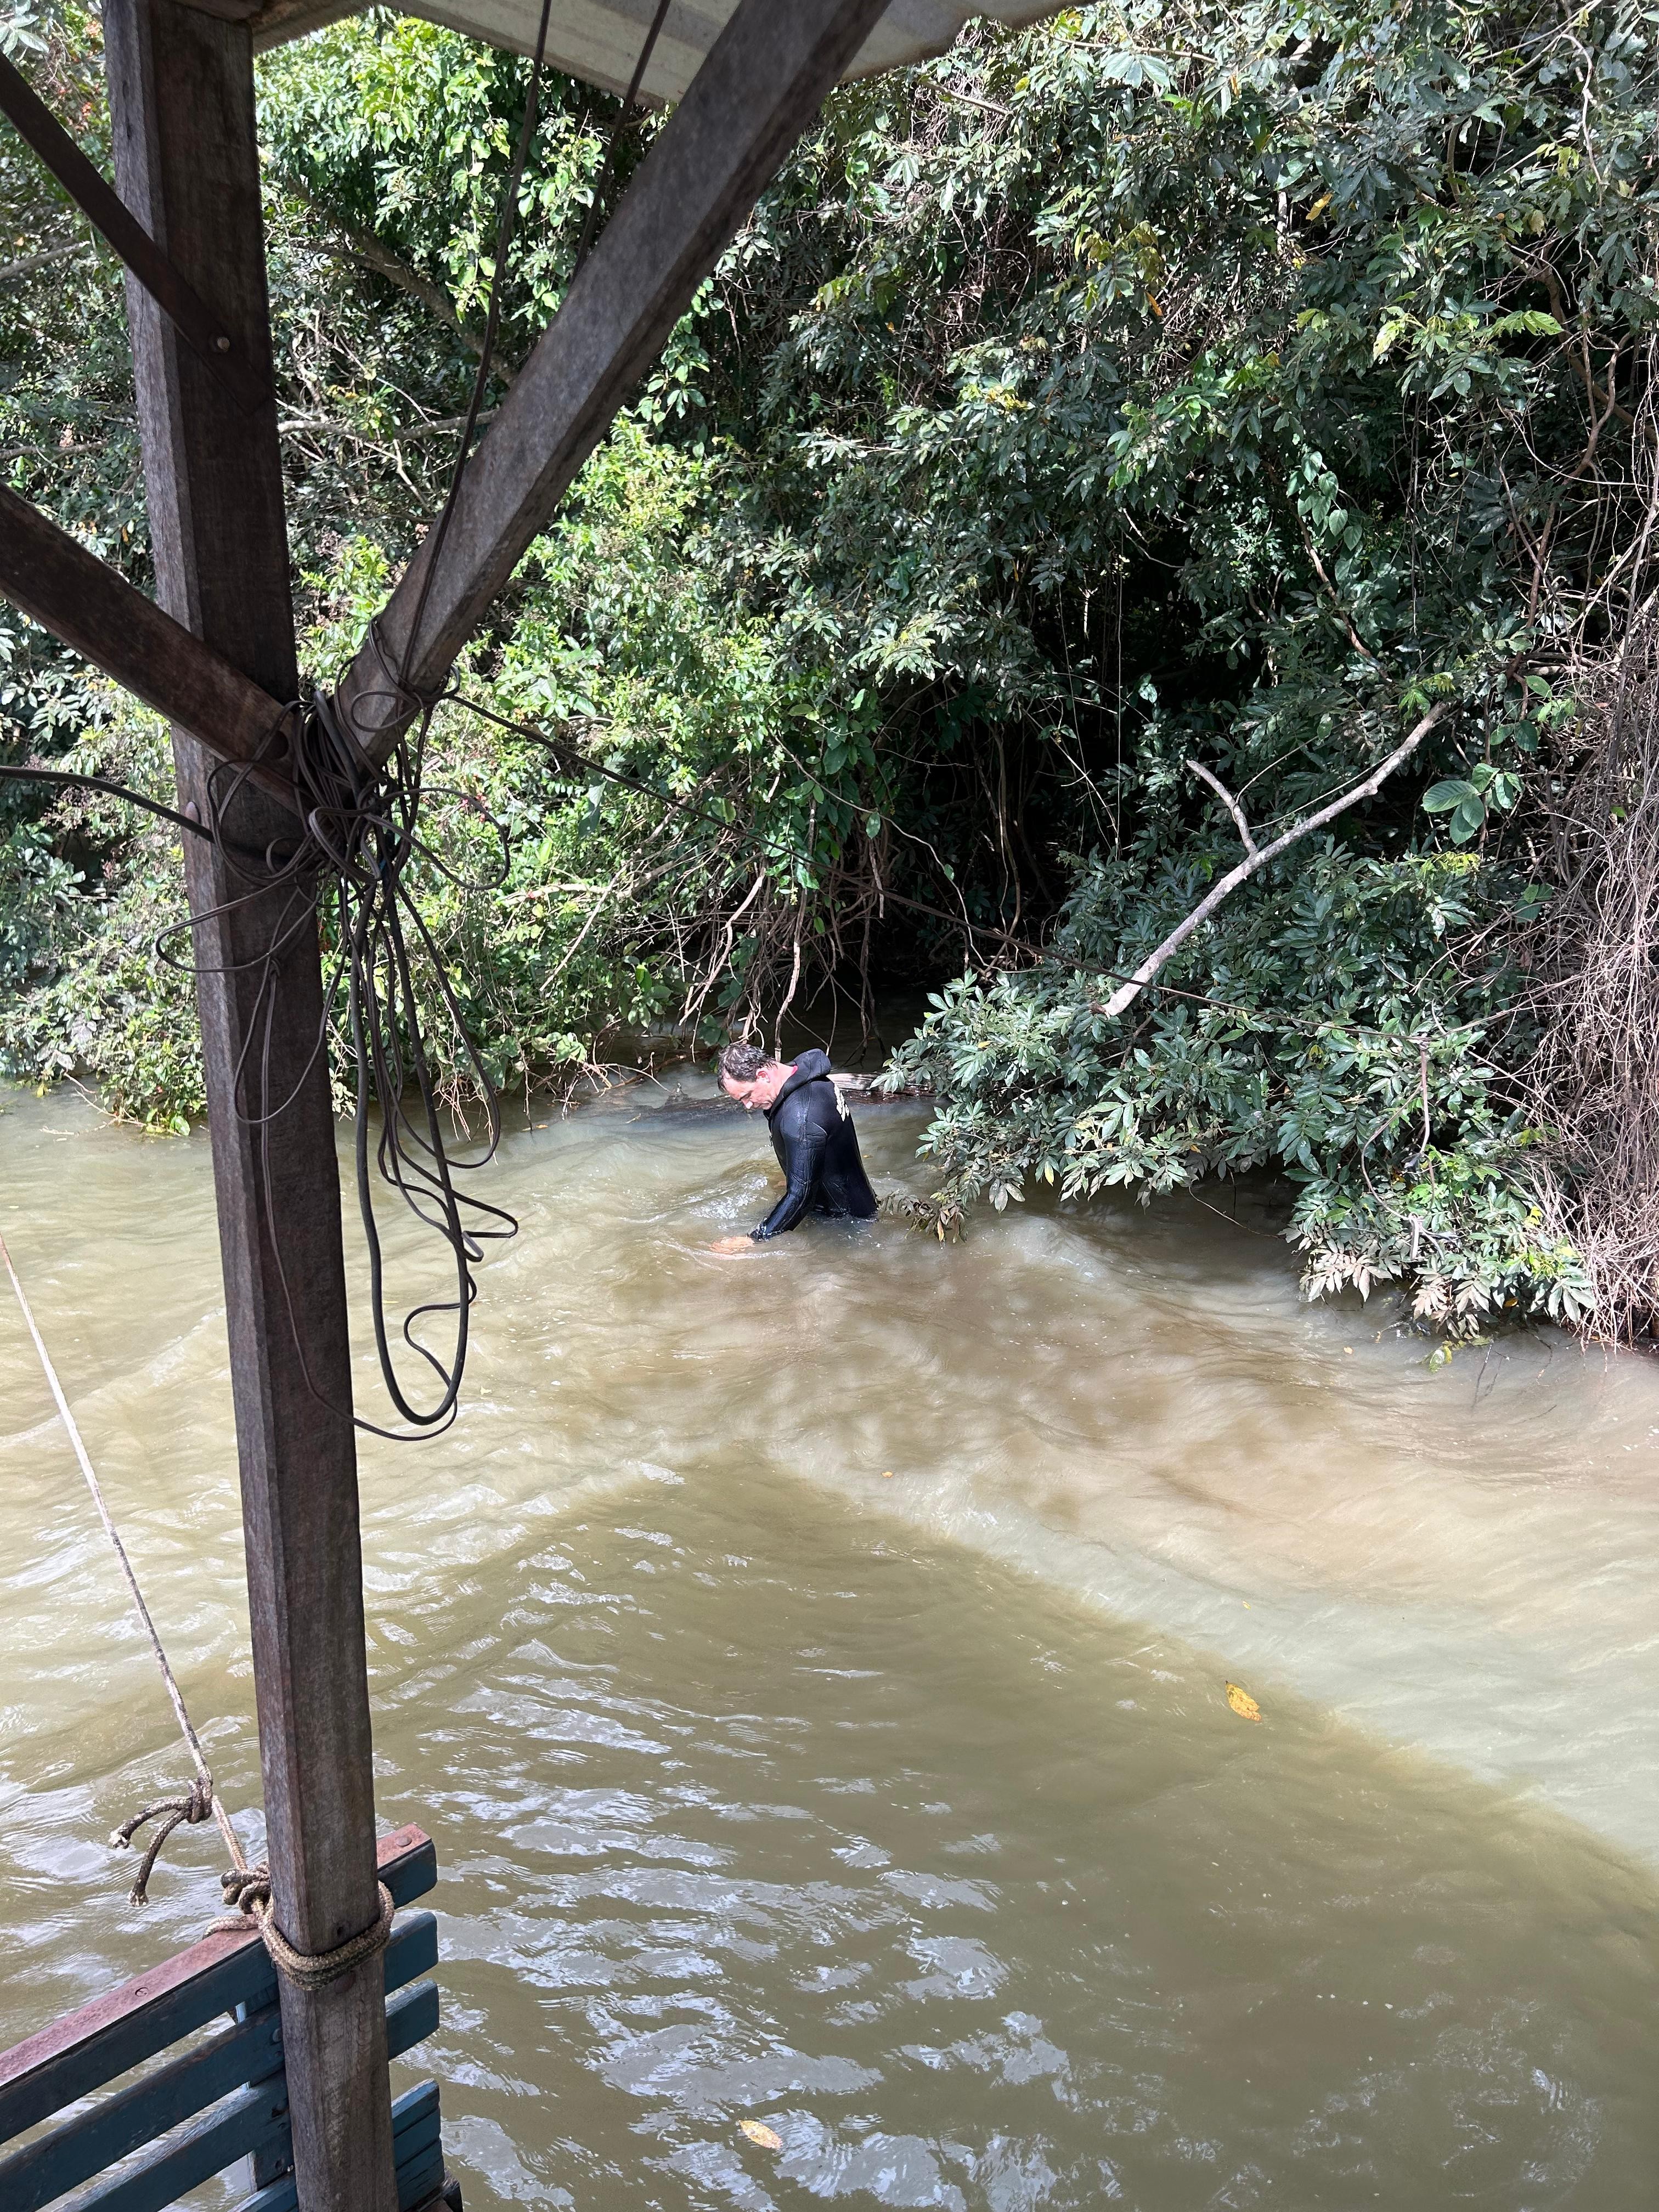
[1186,755,1258,857]
[1100,701,1452,1020]
[0,235,91,283]
[281,174,486,359]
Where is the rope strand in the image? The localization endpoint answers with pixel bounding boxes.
[0,1223,242,1878]
[2,1223,392,1982]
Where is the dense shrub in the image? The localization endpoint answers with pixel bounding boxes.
[4,0,1656,1330]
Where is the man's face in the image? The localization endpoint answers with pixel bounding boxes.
[722,1062,791,1111]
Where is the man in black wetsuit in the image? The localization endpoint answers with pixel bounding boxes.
[712,1042,879,1250]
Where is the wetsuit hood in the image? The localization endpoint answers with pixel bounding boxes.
[766,1049,834,1117]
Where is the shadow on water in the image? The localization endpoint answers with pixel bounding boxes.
[2,1077,1658,2208]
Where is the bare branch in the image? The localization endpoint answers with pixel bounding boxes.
[1186,755,1258,857]
[1288,503,1382,663]
[281,174,487,359]
[1100,701,1453,1020]
[278,407,498,447]
[0,235,91,283]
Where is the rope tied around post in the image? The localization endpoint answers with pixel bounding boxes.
[216,1865,396,1990]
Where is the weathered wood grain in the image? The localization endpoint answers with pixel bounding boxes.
[330,0,890,762]
[238,2080,448,2212]
[0,54,267,409]
[0,1926,438,2212]
[0,487,298,810]
[59,2077,290,2212]
[0,2007,283,2211]
[0,1827,434,2146]
[104,7,396,2206]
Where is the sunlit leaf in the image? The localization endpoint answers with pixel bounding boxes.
[740,2121,783,2151]
[1422,779,1476,814]
[1224,1681,1262,1722]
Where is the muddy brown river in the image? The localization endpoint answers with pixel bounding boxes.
[2,1075,1657,2209]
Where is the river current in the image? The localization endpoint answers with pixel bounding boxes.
[2,1074,1657,2209]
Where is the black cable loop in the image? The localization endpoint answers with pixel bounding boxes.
[6,0,692,1439]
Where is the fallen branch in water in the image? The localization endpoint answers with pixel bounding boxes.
[1098,699,1453,1020]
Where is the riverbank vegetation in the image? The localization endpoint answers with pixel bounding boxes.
[3,0,1655,1336]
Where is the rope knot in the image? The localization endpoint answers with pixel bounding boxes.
[109,1775,216,1906]
[213,1869,395,1990]
[220,1863,272,1918]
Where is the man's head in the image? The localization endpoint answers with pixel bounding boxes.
[719,1041,792,1111]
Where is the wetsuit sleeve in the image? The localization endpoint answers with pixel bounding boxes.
[753,1120,826,1239]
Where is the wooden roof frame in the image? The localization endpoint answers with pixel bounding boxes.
[3,0,917,800]
[0,3,1041,2204]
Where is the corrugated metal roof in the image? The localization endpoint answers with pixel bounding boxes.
[252,0,1062,97]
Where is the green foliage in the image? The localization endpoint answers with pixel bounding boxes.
[0,424,832,1122]
[883,843,1593,1328]
[0,701,202,1127]
[5,0,1655,1331]
[757,0,1654,1328]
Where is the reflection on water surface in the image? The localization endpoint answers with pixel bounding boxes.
[2,1078,1657,2209]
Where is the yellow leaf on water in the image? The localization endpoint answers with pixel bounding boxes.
[740,2121,783,2151]
[1225,1681,1262,1723]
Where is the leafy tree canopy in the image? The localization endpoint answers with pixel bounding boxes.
[2,0,1654,1330]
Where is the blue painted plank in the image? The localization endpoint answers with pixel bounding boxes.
[385,1981,440,2066]
[57,2077,289,2212]
[385,1911,438,1997]
[391,2082,441,2137]
[0,2008,282,2212]
[237,2166,297,2210]
[396,2147,446,2211]
[0,1913,439,2210]
[237,2080,442,2212]
[390,2100,441,2171]
[230,1998,438,2212]
[0,1946,273,2151]
[0,1825,438,2146]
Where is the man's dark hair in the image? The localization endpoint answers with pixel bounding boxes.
[720,1041,773,1086]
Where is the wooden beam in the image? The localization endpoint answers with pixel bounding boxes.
[103,8,396,2210]
[331,0,890,761]
[0,54,268,411]
[246,0,359,48]
[0,486,298,811]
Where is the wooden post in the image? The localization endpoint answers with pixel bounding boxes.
[101,8,396,2208]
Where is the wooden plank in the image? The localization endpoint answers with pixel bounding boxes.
[394,2142,446,2211]
[0,1827,435,2146]
[104,7,397,2205]
[383,1982,441,2066]
[0,2007,281,2212]
[0,487,299,812]
[0,1916,437,2207]
[239,2081,444,2212]
[58,2077,290,2212]
[0,1948,271,2156]
[330,0,891,763]
[223,1999,438,2212]
[0,55,267,410]
[247,0,360,45]
[382,1909,441,1998]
